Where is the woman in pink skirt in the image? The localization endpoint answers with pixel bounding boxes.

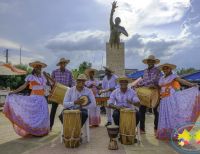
[156,63,200,140]
[85,68,101,127]
[3,61,50,137]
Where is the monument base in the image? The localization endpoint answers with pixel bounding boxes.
[106,42,125,76]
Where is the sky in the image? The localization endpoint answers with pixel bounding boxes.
[0,0,199,72]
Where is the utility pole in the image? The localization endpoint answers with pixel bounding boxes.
[20,46,22,65]
[5,49,8,63]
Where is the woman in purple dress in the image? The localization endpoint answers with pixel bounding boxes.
[85,68,101,127]
[3,61,50,137]
[156,63,200,140]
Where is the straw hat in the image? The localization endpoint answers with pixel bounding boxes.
[84,68,97,75]
[103,66,114,73]
[56,58,70,66]
[159,63,177,70]
[29,61,47,68]
[142,55,160,64]
[77,74,88,81]
[116,76,132,83]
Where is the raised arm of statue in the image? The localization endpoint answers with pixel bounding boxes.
[110,1,117,29]
[109,1,128,47]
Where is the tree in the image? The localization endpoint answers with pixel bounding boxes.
[176,68,198,75]
[15,64,32,74]
[71,61,92,79]
[71,69,79,80]
[0,64,32,90]
[78,61,92,74]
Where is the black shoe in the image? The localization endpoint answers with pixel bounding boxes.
[105,122,112,127]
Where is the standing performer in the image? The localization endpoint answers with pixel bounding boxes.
[3,61,50,137]
[59,74,96,127]
[108,76,140,126]
[100,66,118,126]
[50,58,74,130]
[136,55,161,133]
[157,63,200,140]
[85,68,101,127]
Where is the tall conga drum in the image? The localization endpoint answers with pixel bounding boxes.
[136,87,159,108]
[48,83,69,104]
[120,108,136,145]
[63,110,81,148]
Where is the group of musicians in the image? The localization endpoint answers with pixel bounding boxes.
[3,55,200,141]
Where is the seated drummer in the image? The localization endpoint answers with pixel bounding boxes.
[108,76,140,126]
[59,74,96,126]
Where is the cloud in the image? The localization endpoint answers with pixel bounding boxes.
[0,38,23,50]
[45,30,107,51]
[127,33,186,57]
[95,0,191,34]
[0,0,199,72]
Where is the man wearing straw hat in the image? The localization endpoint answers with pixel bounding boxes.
[108,76,140,126]
[99,66,118,126]
[136,55,161,134]
[50,58,74,130]
[59,74,96,127]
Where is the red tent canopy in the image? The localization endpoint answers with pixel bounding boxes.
[0,63,27,75]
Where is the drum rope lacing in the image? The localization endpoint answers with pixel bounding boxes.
[119,133,135,137]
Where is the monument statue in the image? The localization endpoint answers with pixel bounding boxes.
[109,1,128,47]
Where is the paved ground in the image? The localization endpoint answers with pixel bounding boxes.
[0,105,179,154]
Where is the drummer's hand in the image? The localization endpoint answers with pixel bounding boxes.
[109,88,115,92]
[74,98,84,105]
[149,85,157,89]
[108,103,114,107]
[127,99,133,105]
[98,90,103,95]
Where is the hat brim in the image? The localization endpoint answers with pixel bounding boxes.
[116,77,132,83]
[85,68,97,75]
[103,66,114,73]
[29,62,47,68]
[159,64,177,70]
[142,59,160,64]
[56,60,70,66]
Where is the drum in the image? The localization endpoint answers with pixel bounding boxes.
[48,83,69,104]
[120,108,136,145]
[107,125,119,139]
[63,110,81,148]
[107,125,119,150]
[95,97,109,106]
[136,87,159,108]
[79,95,91,106]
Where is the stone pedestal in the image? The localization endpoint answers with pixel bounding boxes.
[106,43,125,76]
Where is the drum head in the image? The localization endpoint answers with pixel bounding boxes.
[63,109,80,113]
[79,95,91,106]
[107,125,119,129]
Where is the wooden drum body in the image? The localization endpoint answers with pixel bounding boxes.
[120,109,136,145]
[63,110,81,148]
[136,87,159,108]
[48,83,69,104]
[95,97,109,106]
